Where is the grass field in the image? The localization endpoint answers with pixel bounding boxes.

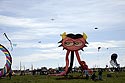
[0,71,125,83]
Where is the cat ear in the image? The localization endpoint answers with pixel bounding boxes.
[83,32,87,40]
[60,32,67,39]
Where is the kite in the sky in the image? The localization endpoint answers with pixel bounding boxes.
[0,44,12,77]
[110,53,120,68]
[50,32,92,76]
[38,41,41,43]
[94,27,98,29]
[3,33,13,51]
[51,18,55,21]
[98,47,101,52]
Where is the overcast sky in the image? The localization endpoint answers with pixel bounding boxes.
[0,0,125,70]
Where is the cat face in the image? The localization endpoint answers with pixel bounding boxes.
[62,37,86,51]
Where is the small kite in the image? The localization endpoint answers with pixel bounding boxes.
[38,41,41,43]
[51,18,55,21]
[98,47,101,52]
[3,33,13,51]
[94,27,98,29]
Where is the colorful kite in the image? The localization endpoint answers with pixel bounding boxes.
[50,32,92,76]
[3,33,13,51]
[0,44,12,77]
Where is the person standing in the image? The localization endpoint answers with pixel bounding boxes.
[91,71,97,81]
[84,69,89,80]
[98,69,103,80]
[9,70,12,80]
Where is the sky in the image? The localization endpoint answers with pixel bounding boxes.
[0,0,125,70]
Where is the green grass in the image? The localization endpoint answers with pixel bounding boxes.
[0,71,125,83]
